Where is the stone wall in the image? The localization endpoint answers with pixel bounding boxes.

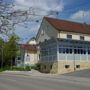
[39,61,58,73]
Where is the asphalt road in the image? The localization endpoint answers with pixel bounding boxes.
[63,69,90,78]
[0,73,90,90]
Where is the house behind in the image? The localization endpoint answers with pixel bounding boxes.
[16,37,38,67]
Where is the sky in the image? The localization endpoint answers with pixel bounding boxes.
[3,0,90,43]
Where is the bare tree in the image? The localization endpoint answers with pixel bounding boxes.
[0,0,59,37]
[0,0,13,34]
[0,0,40,36]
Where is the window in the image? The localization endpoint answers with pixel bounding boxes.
[27,54,29,56]
[59,48,62,53]
[63,48,66,53]
[80,36,84,40]
[50,65,52,69]
[59,48,72,54]
[74,49,77,54]
[81,49,83,54]
[17,57,21,60]
[70,49,72,54]
[44,65,46,69]
[77,49,80,54]
[67,34,72,39]
[88,50,90,54]
[65,65,70,69]
[66,48,69,53]
[83,49,86,54]
[76,65,80,68]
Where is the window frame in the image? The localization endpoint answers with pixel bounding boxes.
[67,34,72,39]
[80,36,84,41]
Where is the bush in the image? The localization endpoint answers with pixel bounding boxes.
[0,66,32,72]
[25,66,31,71]
[0,66,11,72]
[4,65,11,70]
[0,68,4,72]
[34,64,41,70]
[12,67,25,71]
[31,65,37,70]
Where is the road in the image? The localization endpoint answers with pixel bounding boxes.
[63,69,90,78]
[0,73,90,90]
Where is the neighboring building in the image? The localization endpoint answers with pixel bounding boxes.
[16,37,38,67]
[21,44,37,66]
[27,37,37,45]
[36,17,90,74]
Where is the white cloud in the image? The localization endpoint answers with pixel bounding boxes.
[13,0,64,43]
[14,0,64,16]
[70,10,90,23]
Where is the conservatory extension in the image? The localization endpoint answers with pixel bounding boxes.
[39,38,90,74]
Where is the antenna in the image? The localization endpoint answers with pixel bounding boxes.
[82,9,86,24]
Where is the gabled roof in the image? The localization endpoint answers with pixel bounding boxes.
[20,44,37,52]
[27,37,36,44]
[44,17,90,34]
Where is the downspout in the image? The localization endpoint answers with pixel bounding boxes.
[72,42,76,71]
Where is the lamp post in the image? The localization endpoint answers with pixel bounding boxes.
[1,44,4,68]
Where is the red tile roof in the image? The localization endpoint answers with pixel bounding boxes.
[20,44,37,51]
[45,17,90,34]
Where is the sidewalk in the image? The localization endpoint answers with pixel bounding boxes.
[3,69,57,77]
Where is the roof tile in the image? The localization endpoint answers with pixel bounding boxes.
[45,17,90,34]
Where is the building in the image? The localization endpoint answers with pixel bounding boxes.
[27,37,37,45]
[36,17,90,74]
[16,38,38,67]
[21,44,37,66]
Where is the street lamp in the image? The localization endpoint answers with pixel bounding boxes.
[0,44,4,68]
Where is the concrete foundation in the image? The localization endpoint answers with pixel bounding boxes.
[39,61,90,74]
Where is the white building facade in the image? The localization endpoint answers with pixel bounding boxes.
[16,38,38,67]
[36,17,90,74]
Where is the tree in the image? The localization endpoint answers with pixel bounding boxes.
[0,0,14,35]
[2,34,19,67]
[0,0,58,36]
[0,0,36,35]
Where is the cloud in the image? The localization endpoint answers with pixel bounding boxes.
[13,0,64,43]
[14,0,64,16]
[70,10,90,23]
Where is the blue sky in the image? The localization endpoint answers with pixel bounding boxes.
[3,0,90,43]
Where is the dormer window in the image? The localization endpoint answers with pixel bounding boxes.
[67,34,72,39]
